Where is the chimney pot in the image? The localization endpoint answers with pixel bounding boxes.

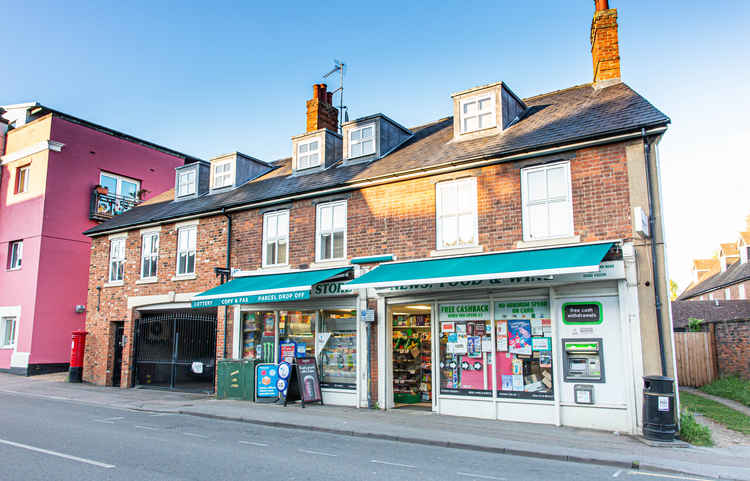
[595,0,609,11]
[313,84,321,99]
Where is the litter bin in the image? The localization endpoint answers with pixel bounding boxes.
[217,359,255,401]
[643,375,676,441]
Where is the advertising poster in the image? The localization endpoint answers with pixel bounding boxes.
[496,321,508,351]
[539,351,552,368]
[441,322,455,333]
[256,364,279,398]
[512,374,524,392]
[454,334,468,355]
[531,318,543,336]
[501,374,513,391]
[531,337,551,351]
[280,341,296,364]
[508,319,532,355]
[468,336,481,358]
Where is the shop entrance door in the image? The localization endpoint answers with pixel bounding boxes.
[391,304,432,408]
[112,323,124,387]
[133,310,217,393]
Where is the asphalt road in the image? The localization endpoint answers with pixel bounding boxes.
[0,390,707,481]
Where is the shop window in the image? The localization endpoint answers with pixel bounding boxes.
[15,164,30,194]
[316,201,346,261]
[8,240,23,270]
[436,178,478,249]
[176,226,197,275]
[494,300,553,399]
[108,237,125,282]
[240,311,276,362]
[438,303,492,397]
[279,311,316,361]
[521,161,573,240]
[319,310,357,389]
[140,232,159,279]
[263,210,289,267]
[1,317,16,348]
[393,305,432,404]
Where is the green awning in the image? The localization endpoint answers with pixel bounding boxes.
[191,267,352,308]
[345,243,614,289]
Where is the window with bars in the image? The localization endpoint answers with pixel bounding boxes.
[141,232,159,279]
[297,140,320,170]
[109,237,126,282]
[263,210,289,266]
[316,201,346,261]
[177,226,197,275]
[349,124,375,158]
[460,94,496,133]
[436,178,478,249]
[521,162,574,241]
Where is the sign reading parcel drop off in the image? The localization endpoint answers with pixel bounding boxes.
[255,363,279,401]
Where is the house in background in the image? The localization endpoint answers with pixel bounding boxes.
[0,102,200,375]
[678,214,750,302]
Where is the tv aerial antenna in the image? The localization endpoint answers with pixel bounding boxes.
[323,60,348,131]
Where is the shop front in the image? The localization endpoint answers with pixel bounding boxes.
[192,267,368,407]
[348,242,644,434]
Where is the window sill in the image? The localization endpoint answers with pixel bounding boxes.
[0,345,15,350]
[310,259,349,269]
[6,267,22,272]
[430,245,483,257]
[516,235,580,249]
[103,281,124,288]
[136,278,158,285]
[171,274,197,281]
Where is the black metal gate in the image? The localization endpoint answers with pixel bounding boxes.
[134,310,217,393]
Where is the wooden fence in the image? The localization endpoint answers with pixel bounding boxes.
[675,330,718,387]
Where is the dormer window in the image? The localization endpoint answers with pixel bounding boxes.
[212,160,233,188]
[349,124,375,158]
[460,93,496,133]
[177,170,196,197]
[297,140,320,170]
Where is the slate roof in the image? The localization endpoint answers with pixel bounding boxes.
[678,260,750,300]
[671,300,750,329]
[84,81,669,236]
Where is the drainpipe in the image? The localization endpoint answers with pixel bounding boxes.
[222,208,232,359]
[642,128,667,376]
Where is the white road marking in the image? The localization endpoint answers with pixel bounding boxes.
[628,471,714,481]
[0,389,70,401]
[298,448,337,457]
[457,472,507,480]
[149,413,172,417]
[93,416,123,424]
[613,470,623,477]
[0,438,115,469]
[370,460,416,468]
[134,425,158,431]
[183,432,209,439]
[239,440,269,447]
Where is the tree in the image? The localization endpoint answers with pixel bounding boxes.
[687,317,704,332]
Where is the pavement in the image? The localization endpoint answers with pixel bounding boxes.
[2,372,750,481]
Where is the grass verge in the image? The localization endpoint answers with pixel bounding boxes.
[680,391,750,435]
[679,411,713,446]
[699,376,750,407]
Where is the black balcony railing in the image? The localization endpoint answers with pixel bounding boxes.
[90,190,140,221]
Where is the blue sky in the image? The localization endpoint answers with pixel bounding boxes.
[4,0,749,289]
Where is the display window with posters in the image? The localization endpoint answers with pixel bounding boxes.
[494,299,553,400]
[241,311,276,363]
[438,302,493,397]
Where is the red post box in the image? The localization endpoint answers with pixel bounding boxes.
[69,330,88,383]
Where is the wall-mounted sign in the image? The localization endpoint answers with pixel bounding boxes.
[562,302,603,325]
[438,303,490,322]
[531,337,551,351]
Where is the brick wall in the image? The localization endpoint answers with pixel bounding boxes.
[714,320,750,379]
[84,142,633,387]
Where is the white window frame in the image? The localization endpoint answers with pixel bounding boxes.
[725,288,731,300]
[708,293,714,301]
[176,226,197,276]
[177,170,196,197]
[521,161,574,241]
[1,317,16,348]
[348,123,376,159]
[140,232,159,279]
[16,165,30,194]
[316,200,347,262]
[263,210,290,267]
[8,240,23,270]
[739,284,746,300]
[100,172,140,199]
[435,177,478,250]
[108,237,126,283]
[212,159,234,189]
[459,93,496,134]
[297,139,321,170]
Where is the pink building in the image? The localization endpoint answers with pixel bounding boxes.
[0,102,198,375]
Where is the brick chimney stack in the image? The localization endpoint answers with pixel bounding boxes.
[306,83,339,133]
[590,0,621,84]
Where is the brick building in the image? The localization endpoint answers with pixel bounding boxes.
[82,2,675,434]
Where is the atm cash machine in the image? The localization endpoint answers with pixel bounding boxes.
[562,339,605,404]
